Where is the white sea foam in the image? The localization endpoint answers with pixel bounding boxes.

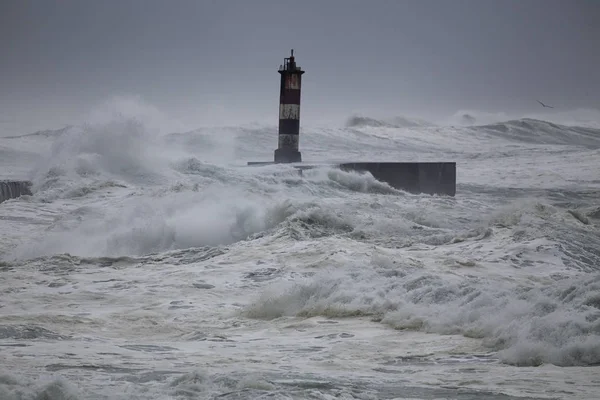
[0,373,80,400]
[243,253,600,367]
[1,99,599,399]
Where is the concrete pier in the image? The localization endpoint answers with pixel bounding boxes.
[247,50,457,197]
[338,162,456,196]
[0,181,32,203]
[247,162,456,196]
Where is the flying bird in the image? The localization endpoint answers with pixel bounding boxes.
[537,100,554,109]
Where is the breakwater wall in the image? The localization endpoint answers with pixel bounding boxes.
[0,181,32,203]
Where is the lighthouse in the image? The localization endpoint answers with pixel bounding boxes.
[247,50,457,196]
[274,49,304,163]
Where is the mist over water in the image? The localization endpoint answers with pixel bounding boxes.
[1,97,599,399]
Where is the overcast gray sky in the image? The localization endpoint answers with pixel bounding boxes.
[1,0,599,134]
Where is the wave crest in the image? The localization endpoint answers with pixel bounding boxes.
[243,256,600,367]
[473,118,600,147]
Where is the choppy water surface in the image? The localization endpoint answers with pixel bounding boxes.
[1,107,599,399]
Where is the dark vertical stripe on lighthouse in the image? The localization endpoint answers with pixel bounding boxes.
[280,89,301,104]
[278,119,300,134]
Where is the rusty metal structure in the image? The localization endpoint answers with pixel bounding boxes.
[274,49,304,163]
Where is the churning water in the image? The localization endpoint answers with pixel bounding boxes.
[1,100,599,399]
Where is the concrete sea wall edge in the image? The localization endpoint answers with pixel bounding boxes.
[0,181,32,204]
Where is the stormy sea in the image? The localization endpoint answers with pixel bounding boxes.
[1,100,599,399]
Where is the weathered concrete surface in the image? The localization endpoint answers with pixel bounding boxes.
[246,161,457,196]
[0,181,32,204]
[339,162,456,196]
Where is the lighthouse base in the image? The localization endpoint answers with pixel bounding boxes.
[274,148,302,163]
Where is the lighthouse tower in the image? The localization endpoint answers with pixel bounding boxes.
[274,49,304,163]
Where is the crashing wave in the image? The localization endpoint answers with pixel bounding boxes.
[1,126,72,139]
[345,115,434,129]
[471,118,600,147]
[346,116,396,128]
